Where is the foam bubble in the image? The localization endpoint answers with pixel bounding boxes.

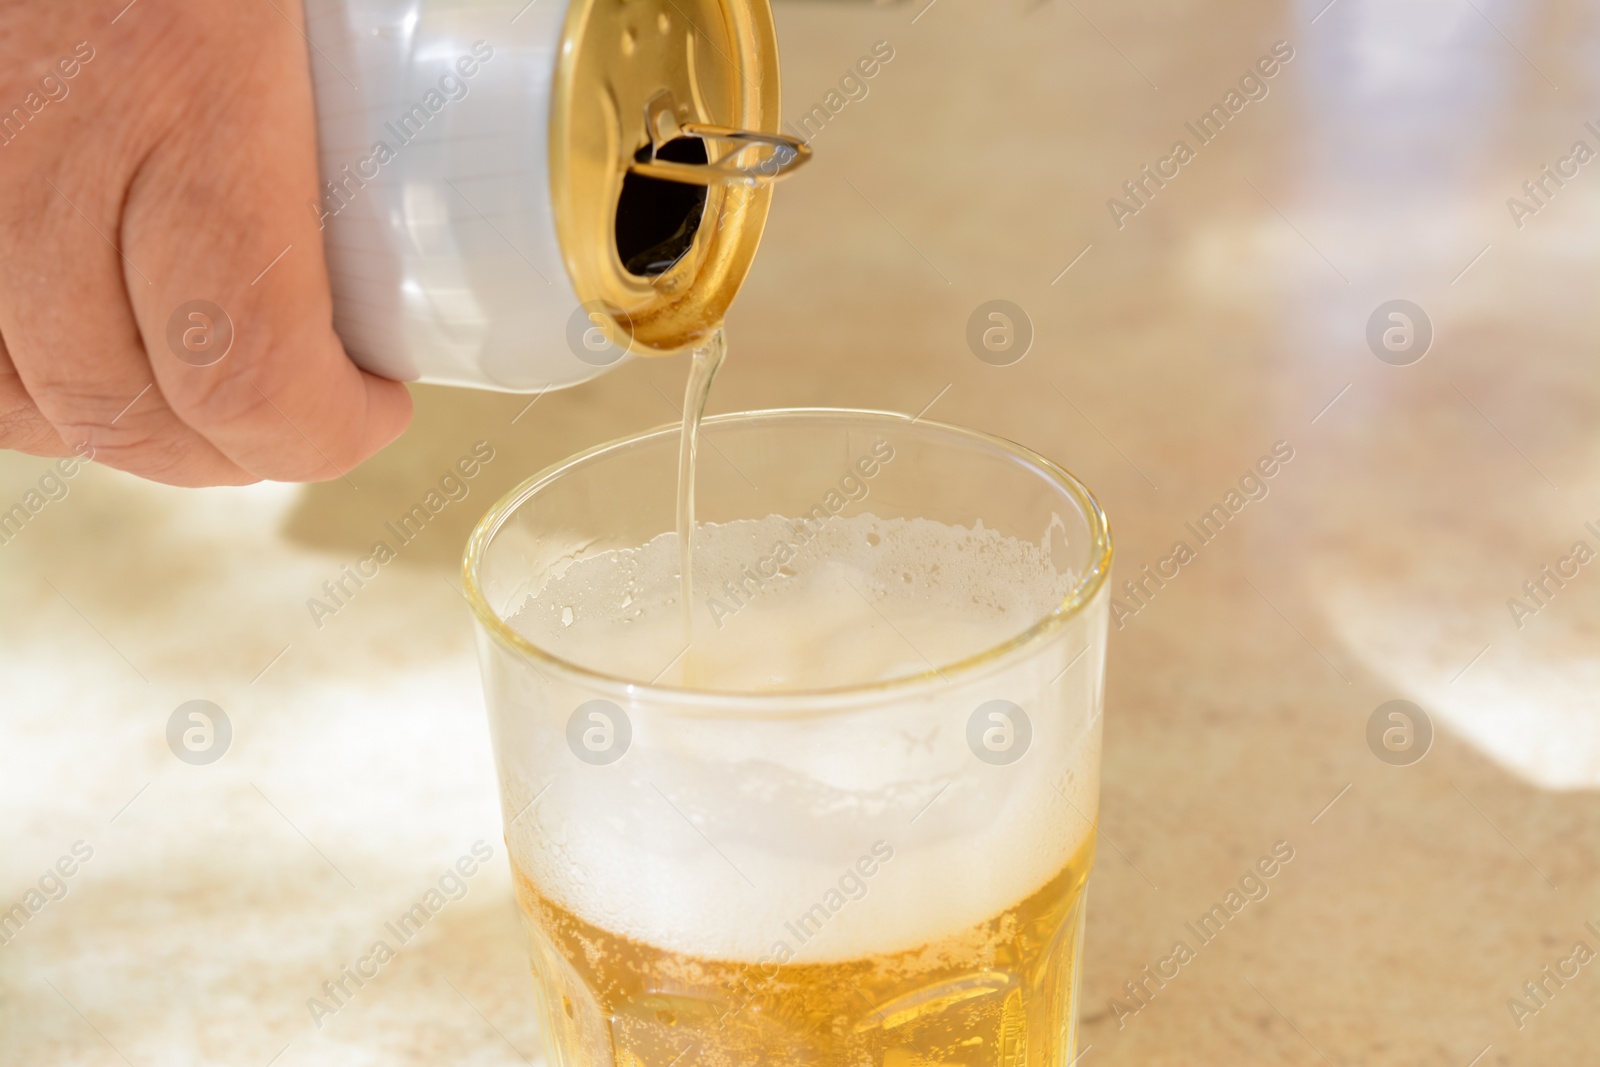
[510,513,1078,691]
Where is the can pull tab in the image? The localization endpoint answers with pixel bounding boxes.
[629,91,811,187]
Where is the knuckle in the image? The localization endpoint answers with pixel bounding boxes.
[164,344,373,483]
[18,377,246,482]
[25,377,136,426]
[0,399,69,457]
[50,416,190,477]
[162,360,276,429]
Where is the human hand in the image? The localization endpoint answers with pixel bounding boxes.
[0,0,412,486]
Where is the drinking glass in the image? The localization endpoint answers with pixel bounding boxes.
[463,408,1112,1067]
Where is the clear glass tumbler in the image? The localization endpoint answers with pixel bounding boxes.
[463,409,1112,1067]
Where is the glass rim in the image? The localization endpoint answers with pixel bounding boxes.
[462,407,1113,712]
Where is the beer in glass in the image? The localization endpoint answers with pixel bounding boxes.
[465,409,1112,1067]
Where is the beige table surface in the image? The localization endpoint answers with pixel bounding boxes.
[4,0,1599,1064]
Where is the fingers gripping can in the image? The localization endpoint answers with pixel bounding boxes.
[303,0,807,391]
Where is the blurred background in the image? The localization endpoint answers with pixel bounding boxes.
[4,0,1599,1063]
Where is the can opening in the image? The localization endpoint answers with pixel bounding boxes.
[553,0,783,351]
[615,137,710,278]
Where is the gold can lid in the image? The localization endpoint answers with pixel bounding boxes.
[550,0,808,355]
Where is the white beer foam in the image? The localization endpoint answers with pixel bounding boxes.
[501,514,1102,962]
[513,514,1076,691]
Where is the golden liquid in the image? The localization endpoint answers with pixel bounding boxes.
[675,327,726,682]
[512,834,1095,1067]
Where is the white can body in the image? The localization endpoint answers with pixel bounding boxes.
[304,0,606,393]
